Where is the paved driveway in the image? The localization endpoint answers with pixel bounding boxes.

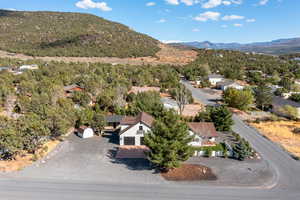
[1,133,164,184]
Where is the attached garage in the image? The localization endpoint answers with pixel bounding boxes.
[124,137,135,145]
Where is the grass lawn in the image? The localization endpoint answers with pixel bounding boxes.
[251,121,300,158]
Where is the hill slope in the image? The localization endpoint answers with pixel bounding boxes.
[0,10,160,58]
[172,38,300,55]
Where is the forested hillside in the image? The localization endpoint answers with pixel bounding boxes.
[177,49,300,84]
[0,10,160,58]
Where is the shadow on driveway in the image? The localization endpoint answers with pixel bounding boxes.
[107,147,154,171]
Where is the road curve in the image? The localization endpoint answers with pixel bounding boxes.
[0,82,299,200]
[183,81,300,190]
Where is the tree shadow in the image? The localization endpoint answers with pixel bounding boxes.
[107,147,157,172]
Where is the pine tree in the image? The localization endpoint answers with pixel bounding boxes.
[144,110,194,172]
[255,83,273,110]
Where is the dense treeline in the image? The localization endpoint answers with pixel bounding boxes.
[0,58,179,160]
[176,49,300,84]
[0,10,160,58]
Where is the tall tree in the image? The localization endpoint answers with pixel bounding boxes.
[195,105,234,131]
[144,110,193,171]
[223,88,254,111]
[172,85,193,115]
[255,84,273,110]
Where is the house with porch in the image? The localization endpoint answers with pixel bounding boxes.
[187,122,219,147]
[119,112,154,146]
[208,74,224,86]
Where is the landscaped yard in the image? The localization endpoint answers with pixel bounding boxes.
[251,121,300,157]
[161,164,217,181]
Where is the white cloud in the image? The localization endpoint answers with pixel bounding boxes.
[222,1,232,5]
[161,40,184,43]
[202,0,223,8]
[165,0,180,5]
[258,0,269,5]
[221,24,228,28]
[5,8,17,11]
[222,15,245,21]
[246,18,256,22]
[146,2,156,6]
[157,19,167,23]
[194,11,221,22]
[192,28,200,32]
[233,23,243,27]
[201,0,242,9]
[75,0,112,11]
[181,0,196,6]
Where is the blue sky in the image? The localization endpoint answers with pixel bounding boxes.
[1,0,299,43]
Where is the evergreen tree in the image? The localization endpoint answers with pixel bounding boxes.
[144,110,193,171]
[255,83,273,110]
[195,105,234,131]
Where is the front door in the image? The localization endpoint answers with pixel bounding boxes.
[124,137,135,145]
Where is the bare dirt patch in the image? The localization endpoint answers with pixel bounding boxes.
[182,103,204,117]
[161,164,217,181]
[0,44,197,66]
[250,121,300,157]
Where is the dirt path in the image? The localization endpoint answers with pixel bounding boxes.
[0,44,197,66]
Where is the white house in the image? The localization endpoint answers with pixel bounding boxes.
[119,112,154,146]
[188,122,218,147]
[217,80,245,91]
[208,74,224,86]
[77,126,94,139]
[19,64,39,71]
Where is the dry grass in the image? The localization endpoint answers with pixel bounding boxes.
[251,121,300,157]
[0,140,60,172]
[0,44,197,66]
[0,128,74,172]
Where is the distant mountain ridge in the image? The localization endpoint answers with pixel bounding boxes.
[171,38,300,55]
[0,10,160,58]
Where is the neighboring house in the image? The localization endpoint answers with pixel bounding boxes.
[188,122,218,147]
[119,112,154,146]
[13,64,39,75]
[269,85,282,93]
[0,66,10,72]
[19,64,38,71]
[272,96,300,119]
[161,97,179,111]
[208,74,224,85]
[64,84,84,97]
[105,115,125,130]
[77,126,94,139]
[217,80,245,91]
[281,92,300,99]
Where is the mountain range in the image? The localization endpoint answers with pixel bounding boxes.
[0,10,160,58]
[171,38,300,55]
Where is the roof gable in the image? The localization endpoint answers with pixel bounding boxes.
[188,122,218,138]
[119,112,154,135]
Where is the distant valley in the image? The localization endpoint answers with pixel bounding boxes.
[171,38,300,55]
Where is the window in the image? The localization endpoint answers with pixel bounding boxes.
[139,126,143,131]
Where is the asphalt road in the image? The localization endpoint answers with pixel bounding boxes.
[0,82,299,200]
